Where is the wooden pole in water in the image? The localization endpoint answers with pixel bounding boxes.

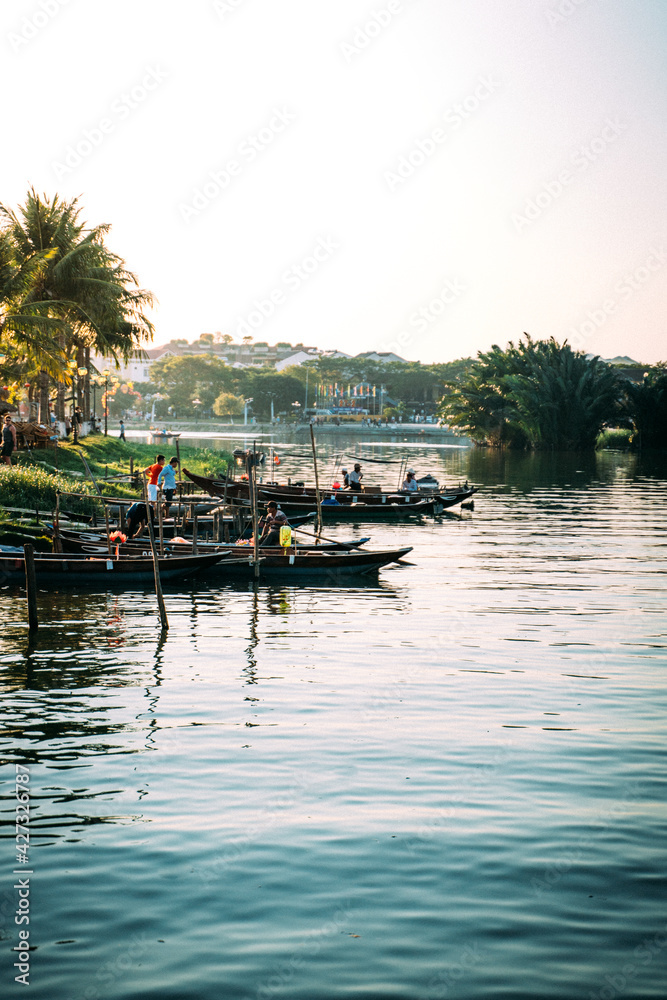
[250,448,259,579]
[53,492,62,553]
[192,514,198,555]
[104,503,112,557]
[142,473,169,632]
[310,423,323,541]
[157,488,165,556]
[23,543,38,633]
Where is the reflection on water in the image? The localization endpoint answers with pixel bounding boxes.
[1,447,666,999]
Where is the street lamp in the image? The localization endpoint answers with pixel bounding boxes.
[192,397,202,421]
[292,400,301,422]
[244,397,253,425]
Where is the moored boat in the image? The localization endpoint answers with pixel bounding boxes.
[182,470,477,514]
[0,549,234,586]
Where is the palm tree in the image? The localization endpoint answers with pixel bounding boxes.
[438,335,620,450]
[0,189,154,423]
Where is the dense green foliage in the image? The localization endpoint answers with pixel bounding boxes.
[596,428,632,450]
[0,435,232,516]
[438,336,622,450]
[0,189,154,421]
[623,365,667,449]
[148,352,472,418]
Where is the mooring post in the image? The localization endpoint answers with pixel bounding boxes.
[142,473,169,632]
[23,543,38,633]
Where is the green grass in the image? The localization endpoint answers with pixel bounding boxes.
[596,428,632,450]
[1,432,232,518]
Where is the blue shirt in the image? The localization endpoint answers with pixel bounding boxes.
[158,464,177,490]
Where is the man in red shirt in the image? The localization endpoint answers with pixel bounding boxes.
[144,454,165,504]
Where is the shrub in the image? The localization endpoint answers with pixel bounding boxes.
[596,428,632,450]
[0,466,98,516]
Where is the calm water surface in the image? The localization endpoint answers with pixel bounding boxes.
[1,442,666,1000]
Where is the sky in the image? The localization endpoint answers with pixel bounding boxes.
[2,0,666,365]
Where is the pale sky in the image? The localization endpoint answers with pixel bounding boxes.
[3,0,666,364]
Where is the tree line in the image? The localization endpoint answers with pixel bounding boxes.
[437,335,666,450]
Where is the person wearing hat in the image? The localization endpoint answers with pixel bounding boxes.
[341,468,350,489]
[258,500,289,546]
[401,468,418,491]
[348,463,363,492]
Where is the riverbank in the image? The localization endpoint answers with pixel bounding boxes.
[114,419,468,441]
[0,434,233,516]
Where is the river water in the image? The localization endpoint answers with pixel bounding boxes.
[1,436,666,1000]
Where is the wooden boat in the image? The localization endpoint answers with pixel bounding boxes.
[52,528,370,556]
[251,497,445,521]
[0,549,234,586]
[182,469,477,511]
[198,545,414,581]
[150,428,181,439]
[33,533,410,583]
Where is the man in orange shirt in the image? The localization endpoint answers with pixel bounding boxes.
[144,454,165,504]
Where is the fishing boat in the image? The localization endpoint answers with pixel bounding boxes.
[34,532,410,582]
[51,528,370,556]
[198,545,414,581]
[0,548,234,586]
[150,428,181,439]
[182,470,477,512]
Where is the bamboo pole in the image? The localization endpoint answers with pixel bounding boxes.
[23,543,38,633]
[104,505,112,557]
[77,450,102,495]
[142,473,169,632]
[52,493,63,554]
[175,438,182,481]
[250,449,259,579]
[191,514,198,555]
[310,424,323,541]
[158,488,165,556]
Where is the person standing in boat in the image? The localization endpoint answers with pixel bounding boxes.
[2,414,17,465]
[348,463,363,492]
[258,501,289,546]
[401,469,418,491]
[157,456,178,517]
[143,454,165,507]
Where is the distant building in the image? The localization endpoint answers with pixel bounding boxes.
[275,351,320,371]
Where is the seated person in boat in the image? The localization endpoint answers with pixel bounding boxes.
[125,501,155,539]
[158,457,179,515]
[258,501,289,546]
[348,463,363,492]
[401,469,418,491]
[341,468,350,488]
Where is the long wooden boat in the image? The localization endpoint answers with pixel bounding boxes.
[182,469,477,511]
[53,528,371,556]
[25,537,411,583]
[0,549,234,586]
[255,497,445,520]
[199,545,414,581]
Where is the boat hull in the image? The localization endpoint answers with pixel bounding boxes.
[0,550,232,586]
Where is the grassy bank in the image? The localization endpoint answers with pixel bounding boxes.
[0,433,232,518]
